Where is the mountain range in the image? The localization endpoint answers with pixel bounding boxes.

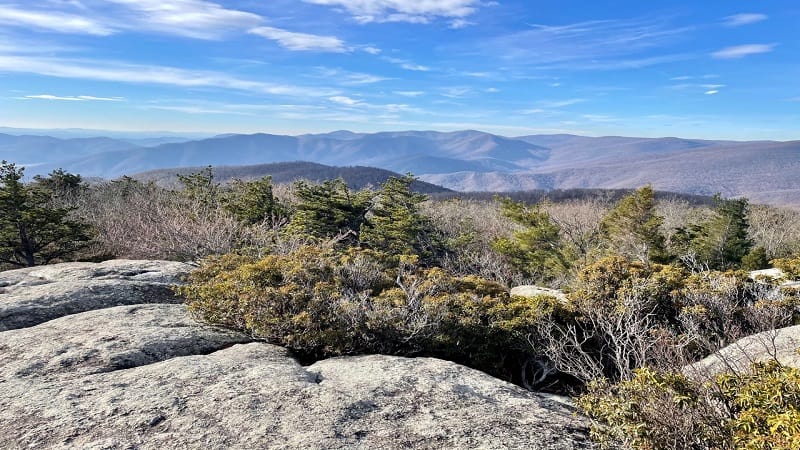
[3,129,798,207]
[134,161,450,194]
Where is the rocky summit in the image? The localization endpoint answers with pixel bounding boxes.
[0,260,590,449]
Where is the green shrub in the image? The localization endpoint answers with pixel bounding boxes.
[177,246,553,384]
[773,255,800,279]
[579,357,800,450]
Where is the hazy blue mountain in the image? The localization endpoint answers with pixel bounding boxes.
[0,133,140,168]
[133,161,452,194]
[4,128,798,207]
[420,140,800,207]
[50,130,547,177]
[0,127,208,141]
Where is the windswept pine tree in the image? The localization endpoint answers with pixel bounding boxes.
[0,162,93,267]
[675,194,753,270]
[492,197,570,282]
[360,175,431,257]
[600,185,667,266]
[222,176,287,226]
[285,178,372,242]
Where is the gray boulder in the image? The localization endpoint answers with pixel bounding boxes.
[0,304,251,382]
[685,325,800,379]
[0,259,194,331]
[0,260,591,449]
[511,285,568,302]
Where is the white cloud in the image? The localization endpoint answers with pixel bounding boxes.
[362,46,382,55]
[486,87,500,93]
[449,18,473,29]
[104,0,262,39]
[303,0,481,24]
[440,87,472,98]
[315,67,392,85]
[723,13,767,27]
[329,95,362,106]
[711,44,775,59]
[0,5,113,35]
[671,76,692,81]
[538,98,585,108]
[24,94,82,101]
[394,91,424,97]
[23,94,125,101]
[483,17,692,69]
[249,27,347,52]
[0,54,336,97]
[705,90,719,95]
[341,73,391,85]
[400,62,430,71]
[384,57,430,71]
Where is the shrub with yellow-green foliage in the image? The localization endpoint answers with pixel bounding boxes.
[721,359,800,449]
[536,255,798,385]
[772,255,800,280]
[177,245,555,383]
[578,356,800,450]
[536,256,688,383]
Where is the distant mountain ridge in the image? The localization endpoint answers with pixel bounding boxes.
[3,128,798,207]
[133,161,451,194]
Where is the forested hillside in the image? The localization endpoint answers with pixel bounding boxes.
[132,161,451,194]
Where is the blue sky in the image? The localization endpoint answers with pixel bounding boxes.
[0,0,798,139]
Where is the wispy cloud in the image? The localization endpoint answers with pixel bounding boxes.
[482,16,693,69]
[711,44,775,59]
[723,13,767,27]
[705,90,719,95]
[249,27,346,52]
[384,57,431,71]
[0,5,113,35]
[669,83,725,91]
[104,0,262,39]
[0,0,350,47]
[23,94,125,101]
[315,67,392,85]
[449,18,474,29]
[147,105,253,115]
[329,95,362,106]
[302,0,481,25]
[538,98,585,108]
[394,91,424,97]
[0,54,337,97]
[440,86,472,98]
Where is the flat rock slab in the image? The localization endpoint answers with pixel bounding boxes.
[2,342,589,450]
[511,285,568,302]
[686,325,800,379]
[0,304,251,382]
[0,260,194,331]
[0,260,591,449]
